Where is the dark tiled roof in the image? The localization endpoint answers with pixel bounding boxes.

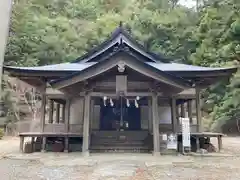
[4,61,235,73]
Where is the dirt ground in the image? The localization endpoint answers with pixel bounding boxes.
[1,136,240,180]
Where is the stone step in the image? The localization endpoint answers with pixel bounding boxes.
[91,142,146,146]
[92,131,149,138]
[90,149,150,153]
[91,135,148,141]
[91,139,144,143]
[90,145,150,151]
[92,136,148,140]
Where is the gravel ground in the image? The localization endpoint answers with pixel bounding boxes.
[1,136,240,180]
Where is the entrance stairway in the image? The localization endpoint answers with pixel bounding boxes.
[90,130,151,153]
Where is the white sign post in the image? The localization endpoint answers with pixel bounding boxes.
[181,117,191,153]
[167,133,177,150]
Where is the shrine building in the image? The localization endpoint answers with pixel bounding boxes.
[4,25,237,155]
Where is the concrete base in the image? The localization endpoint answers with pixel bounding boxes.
[64,149,69,153]
[152,151,161,156]
[82,151,90,157]
[41,149,46,153]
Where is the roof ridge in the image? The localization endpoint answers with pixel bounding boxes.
[72,24,173,63]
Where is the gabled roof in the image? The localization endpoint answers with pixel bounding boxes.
[73,23,171,63]
[50,50,192,90]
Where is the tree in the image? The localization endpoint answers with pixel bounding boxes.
[4,0,240,132]
[3,76,41,123]
[191,0,240,131]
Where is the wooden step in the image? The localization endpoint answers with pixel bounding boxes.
[90,142,146,147]
[91,141,145,145]
[91,134,148,141]
[90,146,150,152]
[90,131,151,153]
[92,131,149,138]
[90,149,150,153]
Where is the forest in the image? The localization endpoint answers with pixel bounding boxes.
[4,0,240,132]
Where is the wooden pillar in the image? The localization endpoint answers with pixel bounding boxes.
[89,99,94,133]
[187,100,193,124]
[60,104,65,123]
[218,135,223,152]
[64,99,70,152]
[196,88,202,132]
[48,100,54,124]
[152,93,160,156]
[31,137,35,152]
[82,93,90,156]
[40,81,47,153]
[176,103,179,125]
[171,97,177,133]
[64,137,69,152]
[56,103,60,123]
[41,137,46,152]
[196,137,200,152]
[40,83,46,132]
[19,136,24,152]
[180,102,185,118]
[148,97,152,133]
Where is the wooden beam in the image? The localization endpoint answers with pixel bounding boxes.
[88,92,158,97]
[178,88,196,95]
[175,94,196,99]
[152,93,160,156]
[46,88,63,94]
[82,93,90,156]
[46,94,67,99]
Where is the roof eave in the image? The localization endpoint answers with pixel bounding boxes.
[169,67,237,78]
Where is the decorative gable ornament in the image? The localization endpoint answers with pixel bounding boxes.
[117,61,125,72]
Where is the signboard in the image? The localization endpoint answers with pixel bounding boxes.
[162,134,167,141]
[167,133,177,149]
[181,117,191,147]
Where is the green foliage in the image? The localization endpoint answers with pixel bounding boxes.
[4,0,240,131]
[190,0,240,131]
[0,128,4,139]
[5,0,198,66]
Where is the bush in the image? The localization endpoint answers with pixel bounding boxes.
[0,128,4,139]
